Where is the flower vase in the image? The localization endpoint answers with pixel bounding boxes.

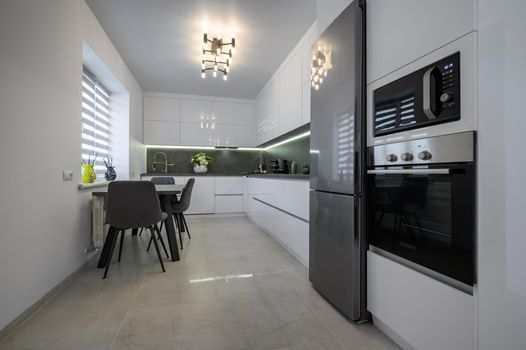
[104,166,117,181]
[193,165,208,173]
[81,164,96,183]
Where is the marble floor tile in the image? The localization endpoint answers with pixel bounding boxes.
[0,216,399,350]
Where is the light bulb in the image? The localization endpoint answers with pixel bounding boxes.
[314,84,319,90]
[317,58,322,65]
[313,75,319,82]
[311,81,315,87]
[216,47,221,55]
[213,64,217,72]
[223,74,228,81]
[201,71,205,79]
[323,70,328,77]
[201,63,205,69]
[319,77,323,84]
[213,71,217,78]
[225,66,230,73]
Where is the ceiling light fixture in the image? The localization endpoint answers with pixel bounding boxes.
[311,47,332,90]
[201,33,235,80]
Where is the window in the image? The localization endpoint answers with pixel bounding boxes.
[81,68,111,180]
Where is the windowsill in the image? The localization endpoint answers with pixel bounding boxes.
[78,181,109,190]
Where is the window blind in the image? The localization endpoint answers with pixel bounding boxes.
[81,69,111,179]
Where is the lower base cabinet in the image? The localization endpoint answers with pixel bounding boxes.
[245,177,310,267]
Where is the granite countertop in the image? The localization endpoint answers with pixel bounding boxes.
[141,173,243,177]
[245,173,310,180]
[140,172,310,180]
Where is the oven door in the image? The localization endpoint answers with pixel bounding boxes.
[367,163,475,287]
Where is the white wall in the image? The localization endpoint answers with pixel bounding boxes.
[477,0,526,348]
[0,0,143,332]
[316,0,352,34]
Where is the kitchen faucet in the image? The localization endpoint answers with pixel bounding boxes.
[152,152,174,173]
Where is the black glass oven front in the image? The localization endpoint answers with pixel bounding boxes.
[367,163,475,286]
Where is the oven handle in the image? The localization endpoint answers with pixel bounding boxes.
[367,168,450,175]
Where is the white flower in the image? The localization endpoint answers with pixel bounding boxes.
[203,160,209,166]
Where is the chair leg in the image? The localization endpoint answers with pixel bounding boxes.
[181,214,191,239]
[147,234,153,252]
[155,224,169,259]
[117,229,125,262]
[159,220,164,233]
[172,213,183,250]
[103,227,119,279]
[138,227,143,236]
[149,227,166,273]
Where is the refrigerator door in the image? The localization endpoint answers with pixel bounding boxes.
[310,0,364,195]
[309,190,361,320]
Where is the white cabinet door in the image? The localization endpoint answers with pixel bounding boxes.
[280,213,309,266]
[279,180,310,221]
[282,50,303,101]
[214,124,252,147]
[143,120,180,146]
[279,88,302,135]
[180,99,215,123]
[302,82,311,125]
[367,0,475,84]
[143,96,180,122]
[215,102,252,125]
[215,177,243,195]
[184,177,214,214]
[302,23,317,85]
[180,122,215,146]
[214,195,244,213]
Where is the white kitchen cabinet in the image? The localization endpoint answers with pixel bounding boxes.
[143,95,180,122]
[143,120,180,146]
[302,82,311,125]
[215,177,243,195]
[184,176,214,214]
[180,122,215,146]
[367,0,475,84]
[279,88,302,135]
[180,99,215,123]
[302,23,317,85]
[214,124,252,147]
[367,251,475,350]
[214,102,252,125]
[245,177,309,267]
[214,196,244,214]
[282,49,303,101]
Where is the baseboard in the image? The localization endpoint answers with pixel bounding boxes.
[0,253,99,343]
[186,213,247,219]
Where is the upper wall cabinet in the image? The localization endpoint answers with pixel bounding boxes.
[144,94,254,147]
[143,96,180,121]
[367,0,475,84]
[254,21,317,145]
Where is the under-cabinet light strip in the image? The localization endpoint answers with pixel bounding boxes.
[145,131,310,151]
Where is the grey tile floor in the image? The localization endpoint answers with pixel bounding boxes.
[0,216,400,350]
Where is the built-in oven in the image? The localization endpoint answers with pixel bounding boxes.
[367,131,475,292]
[373,52,460,137]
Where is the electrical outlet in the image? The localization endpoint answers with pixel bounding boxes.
[62,170,73,181]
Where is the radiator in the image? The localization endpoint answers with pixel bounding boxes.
[91,196,105,248]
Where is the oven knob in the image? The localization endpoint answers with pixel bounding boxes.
[401,152,413,161]
[386,154,398,162]
[418,151,432,161]
[440,92,453,103]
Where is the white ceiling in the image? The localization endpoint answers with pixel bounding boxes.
[86,0,317,99]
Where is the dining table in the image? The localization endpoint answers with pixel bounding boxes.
[92,183,185,268]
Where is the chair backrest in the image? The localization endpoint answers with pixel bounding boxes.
[150,176,175,185]
[106,181,162,229]
[174,178,195,213]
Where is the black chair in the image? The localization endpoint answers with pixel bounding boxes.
[139,176,176,236]
[147,178,195,250]
[173,178,195,249]
[103,181,167,279]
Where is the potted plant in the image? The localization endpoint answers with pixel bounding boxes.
[103,157,117,181]
[81,155,97,183]
[190,152,213,173]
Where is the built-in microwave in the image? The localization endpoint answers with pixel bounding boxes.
[373,52,460,137]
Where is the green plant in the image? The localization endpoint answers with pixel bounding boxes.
[190,152,213,167]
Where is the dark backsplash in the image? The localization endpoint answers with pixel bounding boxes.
[146,136,310,175]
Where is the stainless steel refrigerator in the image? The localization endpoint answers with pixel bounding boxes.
[309,0,367,321]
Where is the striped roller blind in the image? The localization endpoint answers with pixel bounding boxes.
[81,69,111,179]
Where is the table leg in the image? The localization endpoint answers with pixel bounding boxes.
[97,226,118,268]
[161,195,180,261]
